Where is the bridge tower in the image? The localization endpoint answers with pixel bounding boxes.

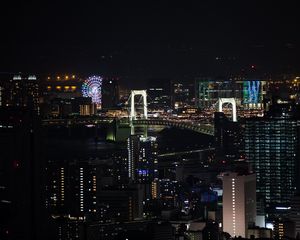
[129,90,148,121]
[217,98,237,122]
[129,90,148,135]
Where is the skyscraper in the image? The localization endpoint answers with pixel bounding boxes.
[7,74,40,114]
[0,107,43,240]
[290,194,300,238]
[147,78,171,110]
[45,161,98,220]
[127,135,159,200]
[214,112,244,163]
[127,135,158,184]
[222,172,256,238]
[101,77,119,109]
[245,103,300,213]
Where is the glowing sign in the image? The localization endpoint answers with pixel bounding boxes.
[243,81,260,104]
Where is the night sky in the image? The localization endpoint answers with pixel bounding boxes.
[1,1,300,80]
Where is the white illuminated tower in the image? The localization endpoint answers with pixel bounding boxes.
[129,90,148,121]
[217,98,237,122]
[222,172,256,238]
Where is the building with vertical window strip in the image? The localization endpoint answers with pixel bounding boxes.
[222,172,256,238]
[45,161,98,220]
[127,135,158,184]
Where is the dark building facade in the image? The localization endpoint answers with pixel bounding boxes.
[0,107,44,240]
[101,77,119,109]
[214,112,244,163]
[147,78,171,110]
[0,74,40,114]
[245,103,300,214]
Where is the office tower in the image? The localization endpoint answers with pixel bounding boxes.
[7,74,40,114]
[245,103,300,213]
[0,107,43,240]
[42,75,83,117]
[172,82,195,109]
[222,172,256,238]
[101,77,119,109]
[159,179,178,209]
[214,112,244,162]
[147,78,171,110]
[273,219,295,240]
[45,161,98,221]
[290,194,300,238]
[195,77,266,110]
[112,149,129,185]
[127,135,158,184]
[127,135,159,202]
[0,86,2,106]
[43,75,81,100]
[98,187,143,222]
[0,74,10,106]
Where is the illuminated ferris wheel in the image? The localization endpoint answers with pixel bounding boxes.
[82,76,103,104]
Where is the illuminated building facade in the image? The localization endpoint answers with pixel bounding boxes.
[127,135,159,201]
[127,135,158,184]
[42,75,83,117]
[3,74,40,114]
[45,161,98,221]
[158,179,178,209]
[98,187,143,222]
[172,82,195,109]
[43,75,81,99]
[195,78,266,110]
[147,78,171,110]
[245,103,300,213]
[222,172,256,238]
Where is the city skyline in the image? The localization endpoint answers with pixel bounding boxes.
[2,2,300,240]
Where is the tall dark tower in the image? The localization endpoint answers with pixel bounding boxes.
[101,77,119,109]
[214,112,244,163]
[245,103,300,217]
[0,107,44,240]
[8,74,40,114]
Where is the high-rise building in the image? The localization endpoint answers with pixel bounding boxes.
[245,103,300,213]
[158,179,178,209]
[0,107,44,240]
[222,172,256,238]
[127,135,159,201]
[172,82,195,109]
[101,77,119,109]
[5,74,40,114]
[214,112,244,163]
[98,187,143,222]
[41,75,83,117]
[195,77,266,110]
[147,78,171,110]
[290,194,300,238]
[45,161,98,221]
[273,219,295,240]
[112,149,129,185]
[127,135,158,184]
